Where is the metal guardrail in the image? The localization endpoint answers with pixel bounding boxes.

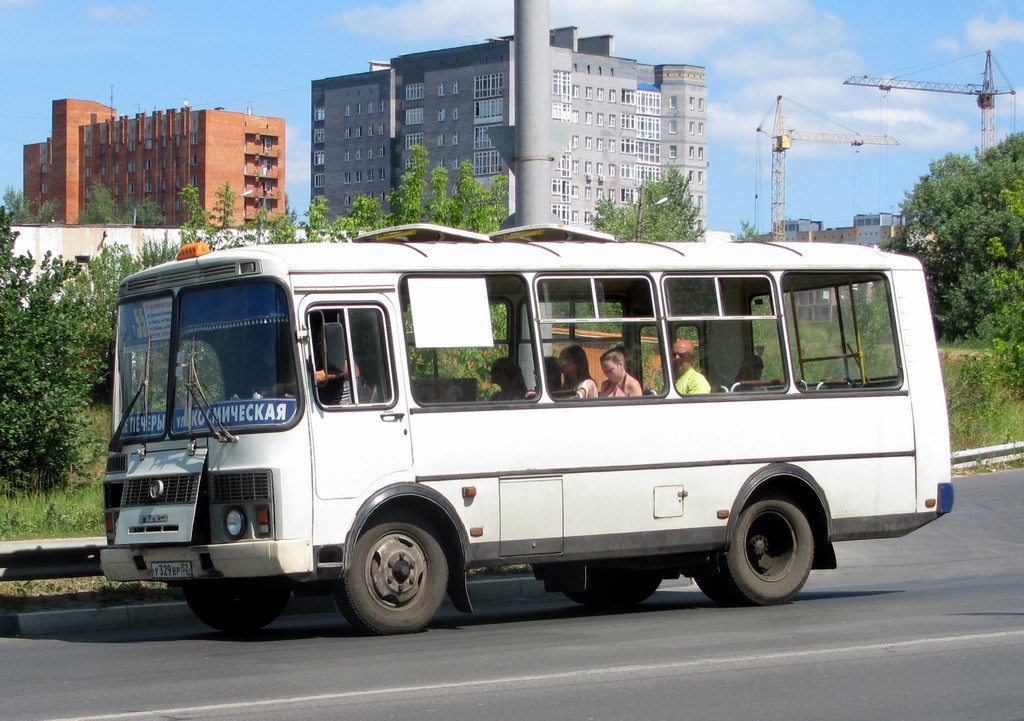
[0,537,104,582]
[951,441,1024,470]
[2,443,1021,584]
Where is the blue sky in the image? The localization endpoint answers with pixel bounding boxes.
[2,0,1023,234]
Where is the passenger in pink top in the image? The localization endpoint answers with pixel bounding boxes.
[599,346,643,397]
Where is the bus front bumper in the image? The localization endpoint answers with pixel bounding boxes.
[100,539,314,582]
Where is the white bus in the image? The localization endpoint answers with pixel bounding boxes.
[100,224,954,634]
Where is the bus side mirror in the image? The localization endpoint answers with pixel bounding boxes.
[323,322,348,375]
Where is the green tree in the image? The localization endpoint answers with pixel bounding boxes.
[2,187,31,224]
[212,183,236,229]
[593,167,701,241]
[124,198,166,226]
[0,209,92,493]
[890,133,1024,340]
[735,221,762,242]
[65,243,140,398]
[445,161,509,233]
[988,179,1024,392]
[387,144,431,225]
[78,184,127,225]
[179,185,214,247]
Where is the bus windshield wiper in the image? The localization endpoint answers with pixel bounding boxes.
[109,377,148,452]
[109,349,151,452]
[184,375,238,444]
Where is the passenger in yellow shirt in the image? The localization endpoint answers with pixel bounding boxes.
[672,338,710,395]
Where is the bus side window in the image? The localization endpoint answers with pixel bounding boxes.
[664,274,786,395]
[783,273,900,392]
[537,275,665,400]
[402,274,536,404]
[307,306,394,407]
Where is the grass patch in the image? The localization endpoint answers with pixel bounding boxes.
[942,348,1024,450]
[0,484,104,541]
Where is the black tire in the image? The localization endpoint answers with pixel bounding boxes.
[335,514,449,635]
[564,567,662,609]
[722,495,814,605]
[182,579,292,633]
[692,566,745,606]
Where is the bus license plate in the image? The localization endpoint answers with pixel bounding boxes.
[150,561,192,580]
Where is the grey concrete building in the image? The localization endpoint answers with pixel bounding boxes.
[311,27,708,230]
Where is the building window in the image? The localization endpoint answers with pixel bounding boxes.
[585,86,593,100]
[405,132,424,149]
[189,133,198,145]
[669,145,678,160]
[405,108,424,125]
[438,82,445,96]
[314,173,324,188]
[437,133,445,147]
[345,104,351,117]
[474,98,503,123]
[474,125,493,149]
[472,149,502,175]
[313,128,325,143]
[585,136,593,150]
[552,70,571,99]
[438,108,446,122]
[405,82,424,100]
[474,73,504,99]
[314,150,325,165]
[585,112,593,125]
[452,131,459,145]
[670,95,678,109]
[452,80,459,95]
[315,106,325,121]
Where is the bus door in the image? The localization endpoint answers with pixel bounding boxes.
[301,296,412,500]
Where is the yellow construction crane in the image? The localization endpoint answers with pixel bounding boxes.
[757,95,899,243]
[844,50,1015,153]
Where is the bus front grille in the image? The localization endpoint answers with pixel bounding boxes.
[121,474,200,507]
[210,470,272,503]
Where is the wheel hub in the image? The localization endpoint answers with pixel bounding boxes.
[366,533,427,607]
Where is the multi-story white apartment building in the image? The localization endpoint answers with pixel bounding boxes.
[311,27,708,230]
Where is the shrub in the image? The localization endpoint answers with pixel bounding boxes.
[0,209,92,494]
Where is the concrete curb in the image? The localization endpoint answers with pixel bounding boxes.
[0,575,549,638]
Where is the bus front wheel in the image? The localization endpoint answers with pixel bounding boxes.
[336,515,449,635]
[722,495,814,605]
[182,579,292,633]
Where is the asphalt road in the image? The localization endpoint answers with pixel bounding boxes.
[1,470,1021,721]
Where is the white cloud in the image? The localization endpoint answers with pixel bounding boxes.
[87,3,149,21]
[966,13,1024,49]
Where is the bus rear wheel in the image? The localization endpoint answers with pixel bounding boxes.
[336,515,448,635]
[565,567,663,609]
[722,495,814,605]
[182,579,292,633]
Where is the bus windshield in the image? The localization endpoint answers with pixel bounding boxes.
[114,283,300,443]
[171,281,298,438]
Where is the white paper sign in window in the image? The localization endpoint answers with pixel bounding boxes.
[408,277,493,348]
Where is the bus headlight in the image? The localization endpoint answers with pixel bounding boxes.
[225,508,246,539]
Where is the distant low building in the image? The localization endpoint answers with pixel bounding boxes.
[23,99,286,225]
[756,213,903,246]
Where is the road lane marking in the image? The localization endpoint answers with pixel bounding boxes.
[41,629,1024,721]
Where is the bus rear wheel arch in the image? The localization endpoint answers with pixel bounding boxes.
[710,494,815,606]
[335,511,449,635]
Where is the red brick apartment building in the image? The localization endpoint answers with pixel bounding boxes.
[24,99,285,225]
